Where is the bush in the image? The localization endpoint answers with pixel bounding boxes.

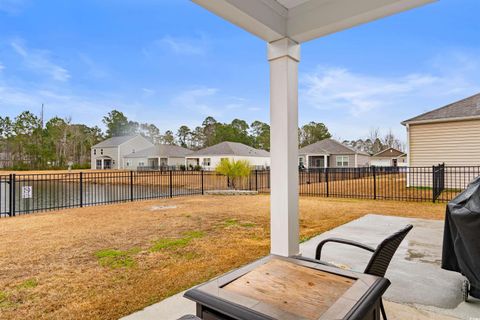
[215,159,251,189]
[72,163,91,170]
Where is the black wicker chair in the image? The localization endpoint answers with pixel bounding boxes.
[177,315,201,320]
[303,224,413,320]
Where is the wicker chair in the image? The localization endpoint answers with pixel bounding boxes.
[177,315,201,320]
[305,224,413,320]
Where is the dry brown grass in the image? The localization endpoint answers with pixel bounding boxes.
[0,195,445,319]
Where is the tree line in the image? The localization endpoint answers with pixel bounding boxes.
[342,128,405,154]
[0,112,103,170]
[1,109,403,170]
[102,110,332,151]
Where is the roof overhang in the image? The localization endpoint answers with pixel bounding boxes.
[191,0,436,43]
[401,115,480,126]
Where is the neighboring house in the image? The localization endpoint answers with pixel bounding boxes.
[370,147,407,167]
[402,93,480,167]
[123,144,192,169]
[186,141,270,170]
[298,138,370,169]
[91,135,154,170]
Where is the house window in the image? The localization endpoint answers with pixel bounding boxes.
[96,159,102,169]
[299,157,304,166]
[100,149,104,155]
[336,156,349,167]
[202,158,211,167]
[93,149,97,155]
[139,162,145,167]
[126,161,130,167]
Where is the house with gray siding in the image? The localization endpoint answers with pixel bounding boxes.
[186,141,270,171]
[91,135,154,170]
[124,144,192,170]
[298,138,370,169]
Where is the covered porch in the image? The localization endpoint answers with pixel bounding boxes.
[123,214,480,320]
[189,0,436,257]
[300,154,330,170]
[95,156,113,170]
[129,0,471,319]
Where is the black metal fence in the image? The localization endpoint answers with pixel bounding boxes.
[1,165,479,218]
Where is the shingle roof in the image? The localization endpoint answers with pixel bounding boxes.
[402,93,480,124]
[93,135,141,148]
[373,147,406,158]
[124,145,192,158]
[189,141,269,157]
[299,138,369,156]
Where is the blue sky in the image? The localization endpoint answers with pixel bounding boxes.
[0,0,479,142]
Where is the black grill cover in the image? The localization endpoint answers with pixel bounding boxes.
[442,176,480,298]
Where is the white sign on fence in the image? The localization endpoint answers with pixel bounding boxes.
[22,186,33,199]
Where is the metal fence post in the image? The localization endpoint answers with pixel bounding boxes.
[79,172,83,207]
[325,168,329,197]
[432,165,436,203]
[130,171,134,202]
[169,170,173,198]
[201,170,204,195]
[255,170,258,191]
[10,174,16,216]
[372,166,377,200]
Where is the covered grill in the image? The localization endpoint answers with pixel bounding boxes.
[442,176,480,300]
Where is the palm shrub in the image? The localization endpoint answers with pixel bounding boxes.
[215,159,251,189]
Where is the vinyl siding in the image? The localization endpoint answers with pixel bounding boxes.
[409,119,480,167]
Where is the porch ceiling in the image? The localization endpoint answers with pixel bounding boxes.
[191,0,436,43]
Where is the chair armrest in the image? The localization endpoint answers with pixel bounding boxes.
[315,238,375,260]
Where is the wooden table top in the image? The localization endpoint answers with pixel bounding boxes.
[224,259,354,319]
[184,255,390,320]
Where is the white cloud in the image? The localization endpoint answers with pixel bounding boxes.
[172,87,221,116]
[78,53,109,79]
[152,34,208,56]
[299,51,480,140]
[142,88,155,97]
[11,39,70,82]
[301,60,480,117]
[0,83,113,126]
[301,67,442,116]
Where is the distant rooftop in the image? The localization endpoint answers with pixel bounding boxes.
[372,147,406,158]
[402,93,480,125]
[189,141,269,157]
[93,135,144,148]
[299,138,369,156]
[124,145,192,158]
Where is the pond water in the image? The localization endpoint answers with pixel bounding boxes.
[0,180,196,216]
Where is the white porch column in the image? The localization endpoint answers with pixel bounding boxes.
[324,155,328,168]
[268,38,300,257]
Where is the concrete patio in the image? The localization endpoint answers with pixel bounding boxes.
[122,214,480,320]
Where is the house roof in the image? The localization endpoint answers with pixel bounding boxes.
[189,141,269,157]
[299,138,369,156]
[402,93,480,125]
[124,145,192,159]
[93,135,142,148]
[372,147,406,158]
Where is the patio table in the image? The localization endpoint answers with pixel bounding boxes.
[184,255,390,320]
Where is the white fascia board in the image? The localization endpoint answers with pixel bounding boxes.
[287,0,436,43]
[192,0,288,42]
